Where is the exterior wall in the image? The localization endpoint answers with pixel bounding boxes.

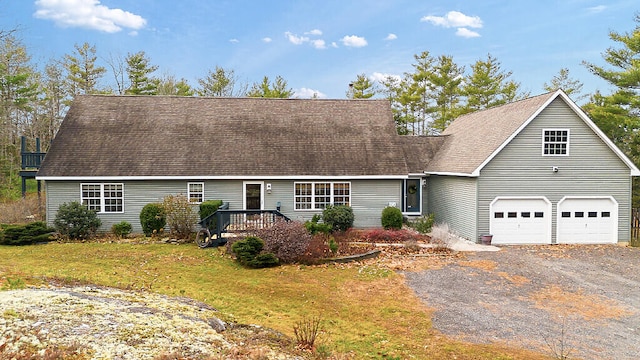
[426,175,478,241]
[478,98,633,242]
[44,178,403,233]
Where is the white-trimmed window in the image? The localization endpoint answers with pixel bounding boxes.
[188,182,204,203]
[294,182,350,210]
[542,129,569,155]
[81,183,123,213]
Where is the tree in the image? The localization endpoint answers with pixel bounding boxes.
[155,73,194,96]
[197,66,246,97]
[462,53,528,113]
[105,53,127,95]
[582,15,640,206]
[543,68,586,103]
[380,74,415,135]
[0,35,40,173]
[62,42,106,98]
[125,51,158,95]
[427,55,465,132]
[247,75,293,98]
[346,73,376,99]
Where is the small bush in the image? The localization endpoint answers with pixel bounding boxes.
[254,220,312,264]
[0,221,54,246]
[139,203,166,236]
[54,201,102,239]
[381,206,403,230]
[322,205,354,232]
[111,221,132,238]
[408,213,435,234]
[162,194,198,239]
[231,236,279,268]
[199,200,223,221]
[304,214,332,235]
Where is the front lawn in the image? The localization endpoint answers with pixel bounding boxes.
[0,242,547,359]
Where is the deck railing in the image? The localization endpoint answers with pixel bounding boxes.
[196,204,291,247]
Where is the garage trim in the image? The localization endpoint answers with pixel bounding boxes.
[556,196,618,244]
[489,196,552,244]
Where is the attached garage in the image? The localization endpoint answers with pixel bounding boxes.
[557,197,618,244]
[489,197,552,244]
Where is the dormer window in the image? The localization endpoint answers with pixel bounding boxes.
[542,129,569,156]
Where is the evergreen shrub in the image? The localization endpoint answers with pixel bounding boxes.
[54,201,101,239]
[231,236,279,268]
[111,221,132,238]
[381,206,403,230]
[0,221,55,246]
[139,203,166,236]
[322,205,354,232]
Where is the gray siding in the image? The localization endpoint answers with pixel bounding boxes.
[478,98,633,242]
[45,178,403,233]
[427,175,478,240]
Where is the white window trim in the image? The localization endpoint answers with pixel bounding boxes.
[542,128,570,156]
[294,181,351,211]
[187,182,205,204]
[80,183,124,214]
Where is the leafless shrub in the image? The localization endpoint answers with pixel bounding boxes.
[253,220,312,264]
[293,316,323,351]
[0,195,44,224]
[161,194,198,239]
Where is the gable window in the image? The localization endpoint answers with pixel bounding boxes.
[81,183,123,213]
[294,182,350,210]
[542,129,569,155]
[188,182,204,203]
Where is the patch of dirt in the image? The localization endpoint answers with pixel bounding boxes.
[404,245,640,360]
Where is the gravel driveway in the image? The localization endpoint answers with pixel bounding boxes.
[404,245,640,359]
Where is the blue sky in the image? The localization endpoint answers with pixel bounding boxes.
[1,0,638,100]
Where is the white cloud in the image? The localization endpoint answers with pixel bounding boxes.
[305,29,323,36]
[456,28,480,38]
[262,37,272,43]
[385,33,397,41]
[331,42,338,48]
[421,11,482,29]
[295,88,326,99]
[285,31,309,45]
[33,0,146,33]
[341,35,367,48]
[587,5,607,13]
[229,38,239,43]
[311,39,326,49]
[371,72,401,84]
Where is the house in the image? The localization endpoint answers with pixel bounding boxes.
[37,90,640,244]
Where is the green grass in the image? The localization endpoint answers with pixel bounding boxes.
[0,242,548,359]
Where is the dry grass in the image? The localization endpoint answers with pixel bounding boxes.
[459,259,498,271]
[0,194,44,224]
[530,285,634,320]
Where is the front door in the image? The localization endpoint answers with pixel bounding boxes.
[403,178,421,213]
[244,182,263,210]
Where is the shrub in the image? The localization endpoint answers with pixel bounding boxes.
[54,201,102,239]
[381,206,403,230]
[111,221,132,238]
[304,214,332,235]
[254,220,312,264]
[0,221,54,246]
[199,200,223,221]
[322,205,354,232]
[162,194,198,239]
[231,236,279,268]
[139,203,166,236]
[408,213,435,234]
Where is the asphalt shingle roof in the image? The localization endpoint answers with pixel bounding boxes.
[38,95,426,178]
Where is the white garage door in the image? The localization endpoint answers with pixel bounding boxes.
[490,197,552,244]
[557,197,618,244]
